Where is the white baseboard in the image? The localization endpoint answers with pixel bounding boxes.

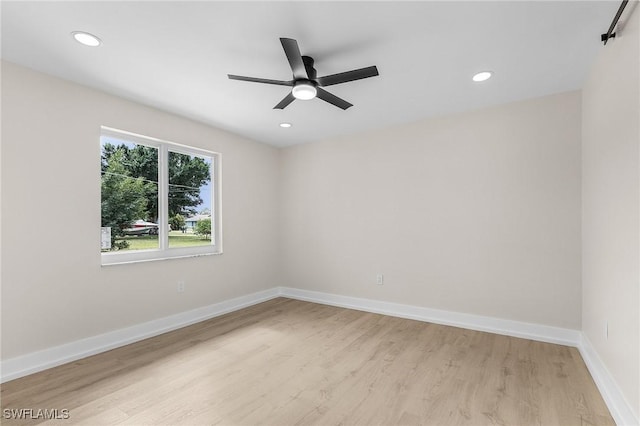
[578,335,639,426]
[279,287,581,346]
[2,286,636,426]
[0,288,280,383]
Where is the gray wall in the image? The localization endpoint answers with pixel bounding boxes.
[1,61,281,359]
[280,91,582,329]
[582,4,639,419]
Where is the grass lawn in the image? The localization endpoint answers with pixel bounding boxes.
[116,231,211,250]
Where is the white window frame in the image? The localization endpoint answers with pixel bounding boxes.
[100,126,222,265]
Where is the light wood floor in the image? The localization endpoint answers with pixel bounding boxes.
[1,298,614,426]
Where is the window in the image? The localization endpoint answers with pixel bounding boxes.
[100,127,221,265]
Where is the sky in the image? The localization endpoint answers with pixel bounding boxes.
[199,181,211,213]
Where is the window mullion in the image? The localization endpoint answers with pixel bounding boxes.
[159,145,169,251]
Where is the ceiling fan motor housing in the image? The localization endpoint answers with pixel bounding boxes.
[301,56,317,80]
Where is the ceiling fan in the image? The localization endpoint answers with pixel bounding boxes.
[228,38,379,110]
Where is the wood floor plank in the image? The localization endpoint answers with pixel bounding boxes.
[1,298,614,425]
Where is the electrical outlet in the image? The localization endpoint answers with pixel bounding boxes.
[177,280,185,293]
[376,273,384,285]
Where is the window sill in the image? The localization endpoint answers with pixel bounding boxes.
[101,247,222,266]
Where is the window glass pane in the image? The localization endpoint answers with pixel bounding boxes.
[101,137,159,251]
[168,151,213,248]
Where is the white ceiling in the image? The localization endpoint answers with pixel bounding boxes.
[1,1,617,147]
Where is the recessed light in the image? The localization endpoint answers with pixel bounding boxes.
[472,71,493,82]
[279,123,292,128]
[71,31,102,47]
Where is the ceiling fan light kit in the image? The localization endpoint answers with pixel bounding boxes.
[292,81,317,100]
[228,37,379,110]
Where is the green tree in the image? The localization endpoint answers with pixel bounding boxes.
[101,149,151,249]
[169,214,186,232]
[168,152,210,217]
[101,143,210,221]
[195,218,211,239]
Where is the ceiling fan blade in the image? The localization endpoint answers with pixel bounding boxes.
[274,92,296,109]
[317,66,379,87]
[280,38,309,80]
[228,75,293,86]
[316,88,353,110]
